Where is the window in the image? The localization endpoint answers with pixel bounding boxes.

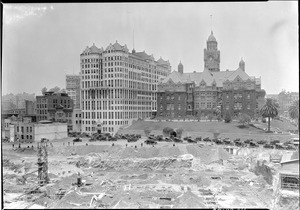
[247,93,251,99]
[234,102,242,110]
[178,104,181,110]
[247,104,251,110]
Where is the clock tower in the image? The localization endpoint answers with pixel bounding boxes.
[204,31,220,72]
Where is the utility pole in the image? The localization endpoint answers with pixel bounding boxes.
[37,140,49,186]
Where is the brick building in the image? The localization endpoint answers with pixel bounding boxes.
[157,30,265,118]
[36,91,73,131]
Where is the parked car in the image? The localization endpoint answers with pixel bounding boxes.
[213,138,223,145]
[249,141,259,148]
[257,140,268,145]
[73,138,82,142]
[174,137,183,143]
[244,139,253,144]
[187,138,197,143]
[89,138,97,142]
[41,138,49,143]
[235,141,244,147]
[270,140,280,145]
[223,139,232,145]
[275,143,285,150]
[195,137,202,142]
[145,139,157,145]
[285,144,296,150]
[203,137,211,142]
[127,137,138,142]
[263,144,274,149]
[165,137,173,142]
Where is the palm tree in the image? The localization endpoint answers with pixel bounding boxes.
[260,98,279,132]
[288,100,299,132]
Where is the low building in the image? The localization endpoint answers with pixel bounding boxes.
[2,118,68,142]
[279,151,299,191]
[34,121,68,141]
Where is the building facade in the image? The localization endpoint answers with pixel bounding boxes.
[2,117,68,142]
[157,31,265,118]
[80,41,171,135]
[36,91,73,131]
[2,92,35,110]
[278,91,299,112]
[66,74,81,109]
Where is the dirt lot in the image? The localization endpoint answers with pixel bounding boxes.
[2,137,299,209]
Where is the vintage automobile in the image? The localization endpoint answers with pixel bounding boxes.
[145,139,157,145]
[174,137,183,143]
[73,138,82,142]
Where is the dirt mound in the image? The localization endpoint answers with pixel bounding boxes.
[186,145,231,164]
[120,146,178,159]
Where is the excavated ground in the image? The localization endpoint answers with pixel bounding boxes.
[2,139,298,209]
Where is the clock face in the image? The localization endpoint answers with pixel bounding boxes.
[209,56,213,61]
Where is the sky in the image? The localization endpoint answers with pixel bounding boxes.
[2,2,299,96]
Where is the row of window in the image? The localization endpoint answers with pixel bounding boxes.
[81,58,100,63]
[224,103,251,110]
[17,126,33,133]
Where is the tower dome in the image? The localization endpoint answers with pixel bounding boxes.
[178,61,183,74]
[239,58,245,71]
[208,31,217,42]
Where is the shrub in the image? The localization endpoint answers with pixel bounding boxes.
[144,127,152,137]
[238,113,251,127]
[163,127,174,137]
[176,128,184,139]
[224,112,232,123]
[208,114,214,122]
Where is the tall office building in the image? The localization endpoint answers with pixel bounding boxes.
[80,41,171,135]
[66,74,81,109]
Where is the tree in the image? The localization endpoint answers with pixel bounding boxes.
[144,127,152,137]
[207,113,214,122]
[162,127,174,137]
[41,87,47,94]
[289,100,299,131]
[49,86,61,93]
[238,113,251,127]
[224,111,232,123]
[176,128,184,139]
[260,98,279,132]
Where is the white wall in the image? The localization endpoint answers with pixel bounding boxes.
[34,123,68,141]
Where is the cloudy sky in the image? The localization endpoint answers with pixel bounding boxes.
[2,2,298,96]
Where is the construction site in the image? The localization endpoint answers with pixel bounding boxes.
[2,131,299,210]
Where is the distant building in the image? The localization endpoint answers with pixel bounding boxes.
[80,41,171,135]
[2,92,35,110]
[36,91,74,132]
[278,91,299,112]
[66,74,81,109]
[157,30,265,119]
[1,99,36,121]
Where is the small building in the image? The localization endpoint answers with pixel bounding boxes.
[279,151,299,191]
[34,121,68,141]
[2,118,68,142]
